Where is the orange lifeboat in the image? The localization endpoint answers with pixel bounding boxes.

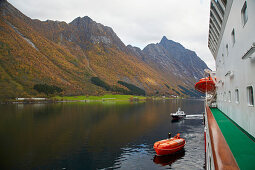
[195,76,216,93]
[154,133,186,156]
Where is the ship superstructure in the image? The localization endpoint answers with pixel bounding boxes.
[201,0,255,169]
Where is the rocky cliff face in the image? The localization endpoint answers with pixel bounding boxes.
[69,16,127,52]
[0,0,207,99]
[127,36,208,86]
[158,36,207,81]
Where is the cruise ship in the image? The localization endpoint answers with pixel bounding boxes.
[195,0,255,169]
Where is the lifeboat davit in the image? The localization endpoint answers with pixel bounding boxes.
[195,76,216,93]
[154,133,186,156]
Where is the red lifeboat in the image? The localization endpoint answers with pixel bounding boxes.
[154,133,186,156]
[195,76,216,93]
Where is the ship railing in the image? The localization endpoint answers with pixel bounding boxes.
[207,92,217,107]
[205,105,239,170]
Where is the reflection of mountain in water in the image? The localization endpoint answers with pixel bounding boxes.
[153,150,185,166]
[0,99,205,169]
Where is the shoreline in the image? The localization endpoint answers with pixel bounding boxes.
[1,94,203,104]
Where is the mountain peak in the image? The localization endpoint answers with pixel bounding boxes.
[159,36,185,50]
[70,16,92,25]
[81,16,92,21]
[0,0,209,98]
[160,36,168,42]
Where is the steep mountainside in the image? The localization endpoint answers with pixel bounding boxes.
[0,0,207,99]
[158,36,207,80]
[128,36,208,86]
[127,37,208,97]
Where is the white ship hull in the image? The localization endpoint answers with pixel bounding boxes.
[204,0,255,169]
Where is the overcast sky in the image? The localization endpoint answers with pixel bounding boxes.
[9,0,215,69]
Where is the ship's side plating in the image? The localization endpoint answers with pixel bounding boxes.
[204,109,215,170]
[206,0,255,169]
[214,0,255,138]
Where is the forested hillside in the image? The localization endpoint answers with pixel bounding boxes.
[0,0,207,100]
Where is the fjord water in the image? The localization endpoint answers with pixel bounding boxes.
[0,99,205,169]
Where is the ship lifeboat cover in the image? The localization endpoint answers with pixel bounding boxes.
[195,77,216,93]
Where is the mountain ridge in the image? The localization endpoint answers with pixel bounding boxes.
[0,0,207,99]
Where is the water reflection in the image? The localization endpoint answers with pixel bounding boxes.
[171,118,185,123]
[153,150,185,166]
[0,99,205,169]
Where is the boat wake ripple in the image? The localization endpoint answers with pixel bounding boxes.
[185,114,203,119]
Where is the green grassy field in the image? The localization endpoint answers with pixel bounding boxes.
[53,94,147,101]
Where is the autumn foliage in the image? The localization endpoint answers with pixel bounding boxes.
[0,1,186,99]
[33,84,63,95]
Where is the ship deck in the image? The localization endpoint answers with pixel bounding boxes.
[210,107,255,170]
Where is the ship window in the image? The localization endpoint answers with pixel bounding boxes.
[228,91,231,102]
[235,89,239,103]
[222,0,227,7]
[214,0,224,16]
[247,86,254,106]
[226,44,229,56]
[210,156,212,170]
[231,29,235,46]
[241,1,248,26]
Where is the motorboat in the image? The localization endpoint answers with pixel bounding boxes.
[154,133,186,156]
[170,108,186,119]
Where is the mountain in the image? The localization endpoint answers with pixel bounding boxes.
[127,36,208,97]
[0,0,207,99]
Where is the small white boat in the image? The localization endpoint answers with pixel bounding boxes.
[170,108,186,119]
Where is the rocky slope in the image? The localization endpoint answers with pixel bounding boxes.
[0,0,207,99]
[129,36,208,86]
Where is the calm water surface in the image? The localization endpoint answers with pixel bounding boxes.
[0,99,205,169]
